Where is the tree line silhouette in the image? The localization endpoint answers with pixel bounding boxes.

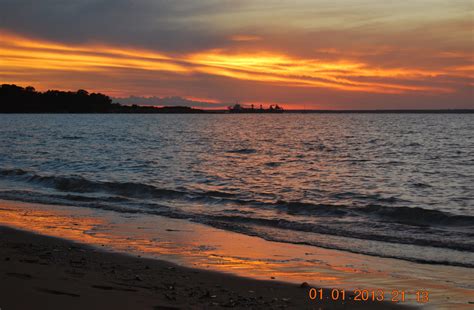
[0,84,204,113]
[2,84,472,114]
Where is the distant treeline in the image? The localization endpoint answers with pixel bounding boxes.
[1,84,472,114]
[0,84,204,113]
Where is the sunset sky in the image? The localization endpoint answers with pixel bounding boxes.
[1,0,473,109]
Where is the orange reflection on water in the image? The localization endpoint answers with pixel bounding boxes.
[0,200,345,284]
[0,205,102,240]
[1,199,473,308]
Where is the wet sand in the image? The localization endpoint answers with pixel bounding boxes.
[2,199,473,309]
[0,225,410,309]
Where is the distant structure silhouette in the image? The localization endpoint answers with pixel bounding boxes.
[227,102,284,113]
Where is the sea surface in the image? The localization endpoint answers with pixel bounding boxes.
[0,114,473,267]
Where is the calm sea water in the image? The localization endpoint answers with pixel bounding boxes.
[0,114,473,266]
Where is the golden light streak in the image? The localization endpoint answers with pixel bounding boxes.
[0,46,187,73]
[188,51,451,93]
[2,32,172,61]
[0,31,463,95]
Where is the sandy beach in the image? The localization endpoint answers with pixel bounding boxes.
[1,199,473,309]
[0,224,412,309]
[2,0,474,306]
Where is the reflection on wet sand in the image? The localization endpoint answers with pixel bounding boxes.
[0,199,472,307]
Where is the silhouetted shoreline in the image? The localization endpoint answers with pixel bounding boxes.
[0,84,204,114]
[1,84,472,113]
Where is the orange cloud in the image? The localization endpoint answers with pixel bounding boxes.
[1,32,186,73]
[187,50,450,93]
[0,31,463,97]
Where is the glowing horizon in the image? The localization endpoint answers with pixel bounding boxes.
[0,0,472,109]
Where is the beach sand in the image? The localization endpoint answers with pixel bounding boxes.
[0,225,410,309]
[3,199,473,309]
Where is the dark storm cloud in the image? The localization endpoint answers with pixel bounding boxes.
[0,0,242,52]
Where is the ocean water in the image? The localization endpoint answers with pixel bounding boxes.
[0,114,473,267]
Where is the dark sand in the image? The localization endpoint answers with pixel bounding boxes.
[0,226,410,309]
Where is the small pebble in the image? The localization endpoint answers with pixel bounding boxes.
[300,282,310,288]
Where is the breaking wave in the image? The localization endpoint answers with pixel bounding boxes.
[1,168,473,267]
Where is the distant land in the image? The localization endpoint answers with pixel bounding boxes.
[0,84,204,113]
[1,84,473,113]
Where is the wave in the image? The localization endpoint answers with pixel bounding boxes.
[329,191,404,204]
[226,148,257,154]
[1,168,473,229]
[61,136,84,140]
[0,168,234,200]
[359,204,474,227]
[205,213,474,252]
[206,220,474,268]
[2,187,472,250]
[260,199,474,229]
[1,168,473,261]
[0,187,473,267]
[264,162,281,167]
